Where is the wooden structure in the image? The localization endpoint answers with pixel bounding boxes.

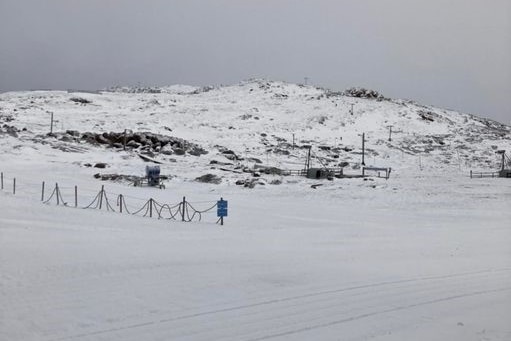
[362,166,392,180]
[306,168,334,180]
[470,150,511,179]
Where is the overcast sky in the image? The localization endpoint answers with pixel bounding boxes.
[0,0,510,123]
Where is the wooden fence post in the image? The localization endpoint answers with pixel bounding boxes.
[1,172,3,190]
[41,181,45,201]
[181,196,186,221]
[74,186,78,207]
[99,185,104,209]
[13,178,16,195]
[56,183,59,205]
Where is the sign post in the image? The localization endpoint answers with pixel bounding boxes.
[217,198,228,226]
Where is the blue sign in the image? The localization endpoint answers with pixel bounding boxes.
[217,200,228,210]
[217,199,228,217]
[217,208,228,217]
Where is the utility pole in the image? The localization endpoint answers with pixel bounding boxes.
[497,150,506,171]
[305,146,312,172]
[361,133,366,166]
[50,112,54,135]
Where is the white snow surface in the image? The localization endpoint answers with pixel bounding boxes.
[1,80,511,340]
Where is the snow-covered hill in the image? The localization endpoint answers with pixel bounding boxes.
[1,79,509,187]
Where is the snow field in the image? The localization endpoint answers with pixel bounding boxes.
[1,168,510,340]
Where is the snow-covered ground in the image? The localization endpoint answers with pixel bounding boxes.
[1,81,510,340]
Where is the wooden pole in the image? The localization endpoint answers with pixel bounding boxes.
[119,195,123,213]
[1,172,3,190]
[50,113,54,134]
[123,129,127,151]
[99,185,104,209]
[13,178,16,195]
[362,133,365,166]
[181,196,186,221]
[41,181,45,201]
[220,197,224,226]
[55,183,59,205]
[149,199,153,218]
[74,186,78,207]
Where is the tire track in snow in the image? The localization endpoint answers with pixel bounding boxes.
[244,287,511,341]
[49,267,511,340]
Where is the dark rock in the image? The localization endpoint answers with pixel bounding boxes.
[195,174,222,184]
[70,97,92,104]
[173,148,186,155]
[126,140,141,149]
[273,148,290,155]
[224,153,238,161]
[188,147,208,156]
[210,160,233,166]
[94,163,107,169]
[221,149,236,155]
[66,130,80,136]
[95,135,110,144]
[246,158,262,164]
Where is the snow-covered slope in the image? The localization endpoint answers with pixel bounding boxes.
[1,79,509,187]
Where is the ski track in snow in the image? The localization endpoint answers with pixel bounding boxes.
[46,269,511,341]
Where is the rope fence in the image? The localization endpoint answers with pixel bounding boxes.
[0,171,226,225]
